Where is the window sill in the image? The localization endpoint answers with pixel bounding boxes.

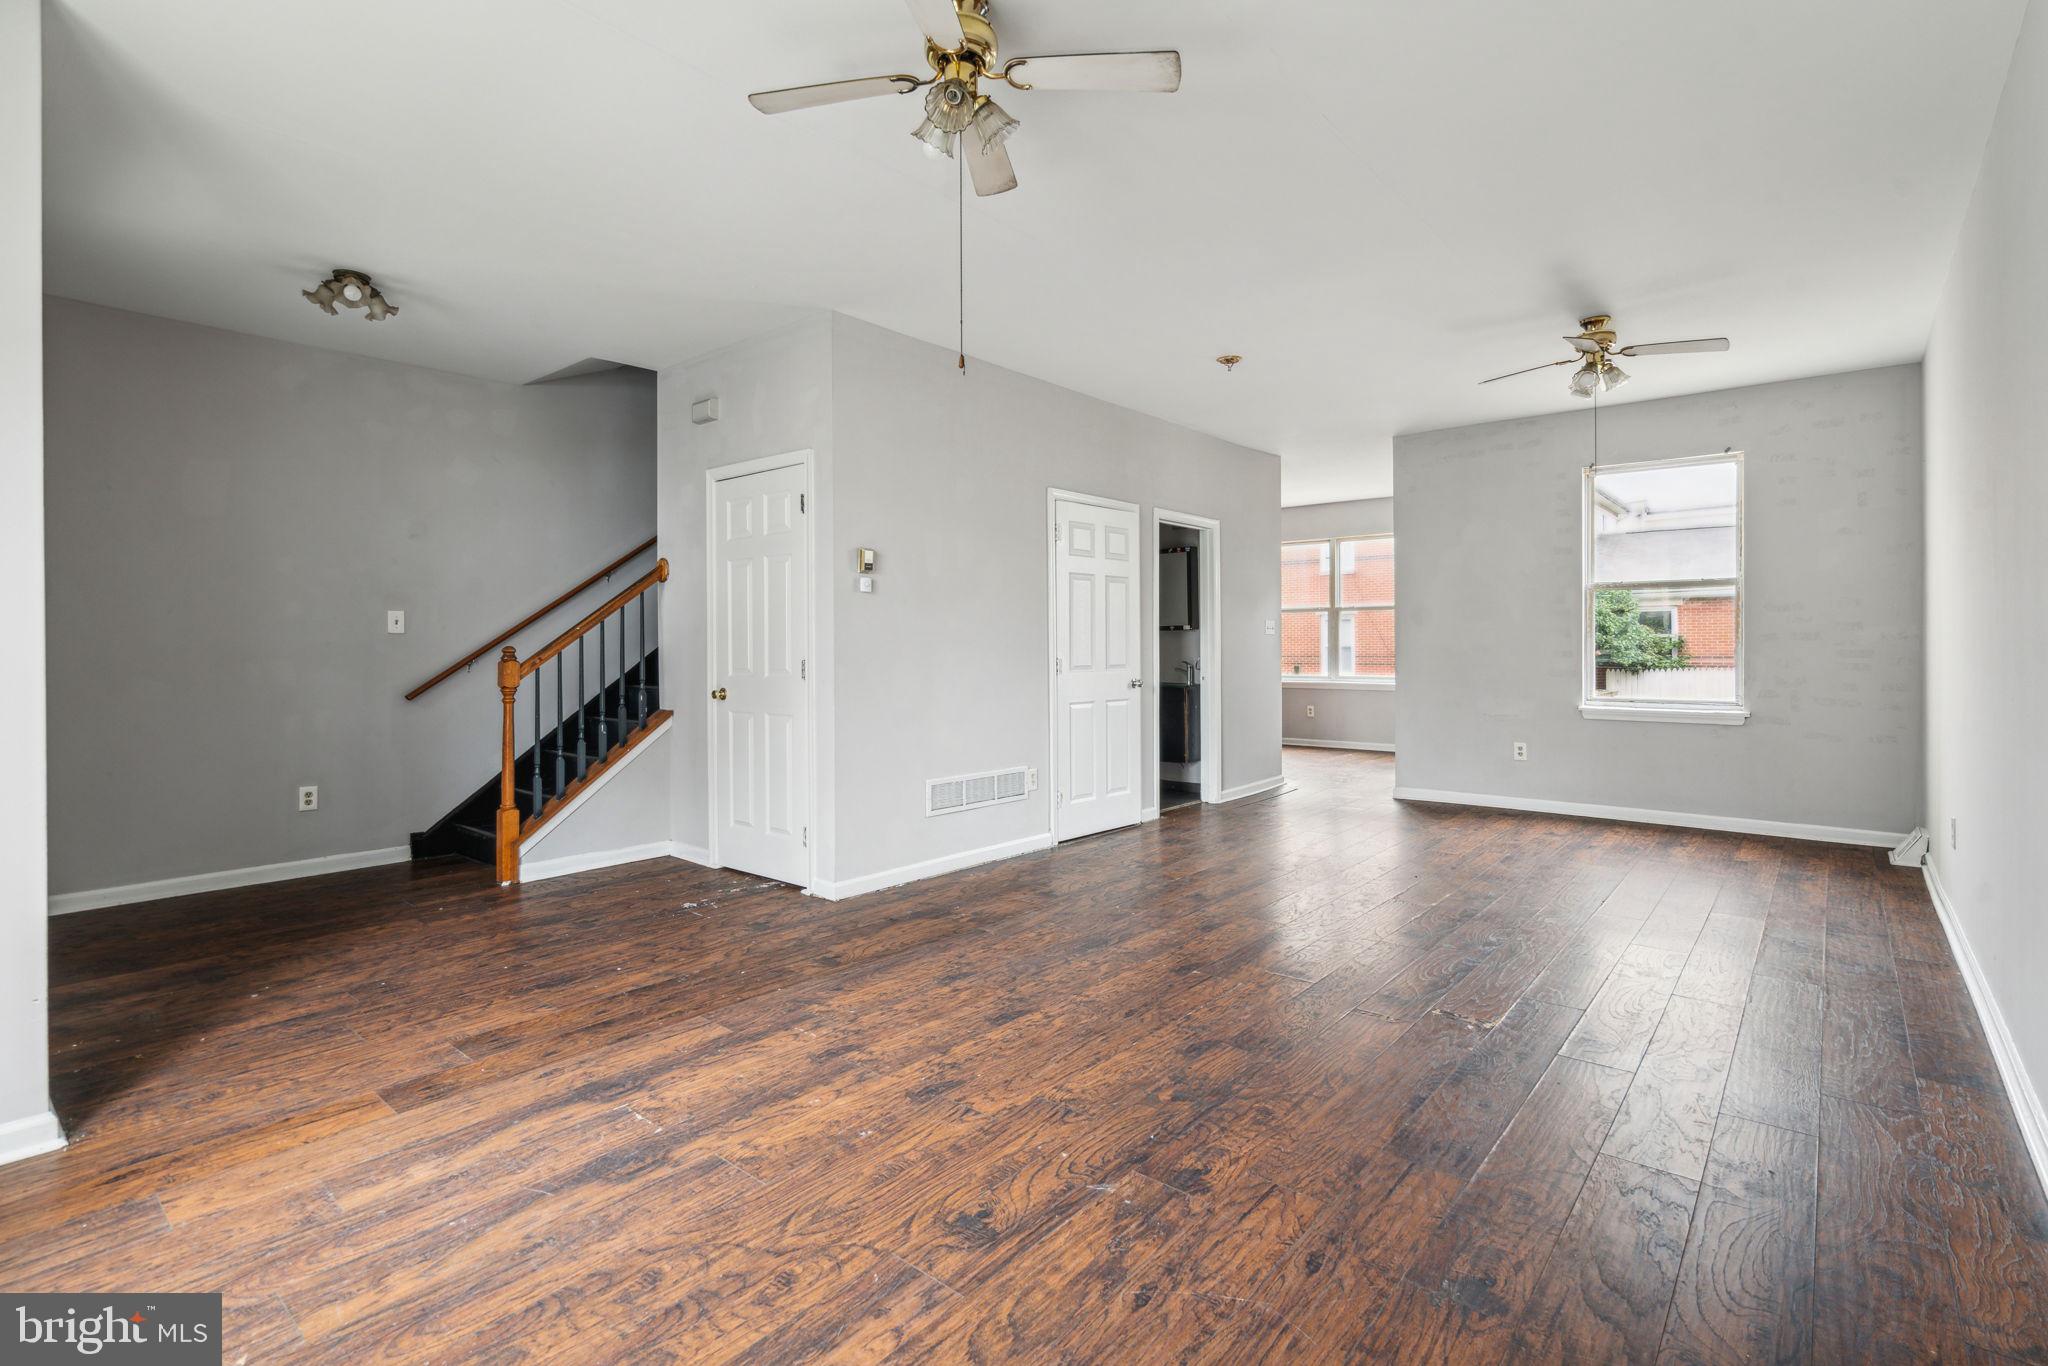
[1580,701,1748,726]
[1283,678,1395,692]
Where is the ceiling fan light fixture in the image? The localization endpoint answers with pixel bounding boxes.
[970,97,1020,154]
[1600,363,1630,393]
[925,78,976,134]
[912,113,956,158]
[1568,362,1603,398]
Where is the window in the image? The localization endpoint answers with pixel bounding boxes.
[1283,534,1395,683]
[1583,454,1743,720]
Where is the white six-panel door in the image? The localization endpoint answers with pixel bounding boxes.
[712,462,809,885]
[1054,498,1143,841]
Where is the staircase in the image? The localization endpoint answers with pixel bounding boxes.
[411,650,662,867]
[405,546,670,883]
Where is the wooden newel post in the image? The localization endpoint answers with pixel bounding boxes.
[496,646,522,885]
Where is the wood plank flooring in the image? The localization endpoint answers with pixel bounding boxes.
[5,748,2047,1362]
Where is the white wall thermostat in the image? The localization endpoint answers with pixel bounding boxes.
[858,575,875,594]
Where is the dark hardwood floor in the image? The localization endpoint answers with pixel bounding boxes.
[5,748,2047,1362]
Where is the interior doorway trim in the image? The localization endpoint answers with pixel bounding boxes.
[1151,506,1223,812]
[704,448,817,894]
[1046,487,1142,843]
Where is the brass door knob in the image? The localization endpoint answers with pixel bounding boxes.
[711,687,728,701]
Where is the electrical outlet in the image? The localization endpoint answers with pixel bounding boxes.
[1512,741,1528,762]
[386,610,406,634]
[298,785,319,812]
[1305,704,1315,718]
[1026,767,1038,791]
[1265,620,1277,635]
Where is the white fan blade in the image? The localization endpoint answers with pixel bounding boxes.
[1618,337,1730,356]
[748,75,921,115]
[1565,335,1602,354]
[1002,51,1182,92]
[905,0,966,49]
[1479,358,1575,385]
[968,138,1018,196]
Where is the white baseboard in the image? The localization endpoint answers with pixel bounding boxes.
[669,841,714,868]
[49,845,413,916]
[519,841,680,884]
[1922,860,2048,1196]
[1388,786,1905,849]
[809,832,1054,902]
[0,1110,66,1167]
[1283,738,1395,753]
[1218,775,1287,803]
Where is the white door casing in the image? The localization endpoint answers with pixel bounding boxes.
[1054,497,1143,841]
[711,461,809,885]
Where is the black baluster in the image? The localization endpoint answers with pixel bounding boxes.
[619,605,632,727]
[649,580,660,710]
[554,655,566,794]
[596,617,609,761]
[637,590,649,719]
[529,676,541,812]
[576,636,589,781]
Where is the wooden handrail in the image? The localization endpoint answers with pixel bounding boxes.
[519,559,669,678]
[404,537,657,701]
[494,555,669,886]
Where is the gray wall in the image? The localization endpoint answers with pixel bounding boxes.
[1394,365,1923,838]
[522,726,673,871]
[657,313,1282,889]
[655,317,836,868]
[43,299,656,894]
[1281,496,1396,749]
[830,315,1281,881]
[1924,1,2048,1128]
[1,0,54,1153]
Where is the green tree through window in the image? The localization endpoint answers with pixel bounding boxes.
[1594,589,1688,671]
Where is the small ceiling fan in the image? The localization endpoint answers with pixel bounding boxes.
[1480,315,1731,398]
[747,0,1182,197]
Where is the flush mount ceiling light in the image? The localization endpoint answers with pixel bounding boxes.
[1216,354,1243,372]
[1480,314,1726,396]
[302,269,399,322]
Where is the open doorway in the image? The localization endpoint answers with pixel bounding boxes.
[1153,508,1221,815]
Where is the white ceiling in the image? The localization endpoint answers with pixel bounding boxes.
[43,0,2025,504]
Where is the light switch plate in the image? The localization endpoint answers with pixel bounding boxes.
[386,610,406,634]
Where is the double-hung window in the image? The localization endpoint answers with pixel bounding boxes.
[1582,453,1745,722]
[1282,535,1395,684]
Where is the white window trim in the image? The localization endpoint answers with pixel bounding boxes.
[1581,452,1744,724]
[1284,677,1396,692]
[1579,701,1749,725]
[1283,533,1396,686]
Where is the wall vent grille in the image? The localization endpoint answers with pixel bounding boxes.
[927,766,1029,817]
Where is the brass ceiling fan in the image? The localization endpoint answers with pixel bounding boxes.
[1481,315,1731,398]
[747,0,1183,197]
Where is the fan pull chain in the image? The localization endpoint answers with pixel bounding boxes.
[957,146,967,374]
[1591,382,1600,472]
